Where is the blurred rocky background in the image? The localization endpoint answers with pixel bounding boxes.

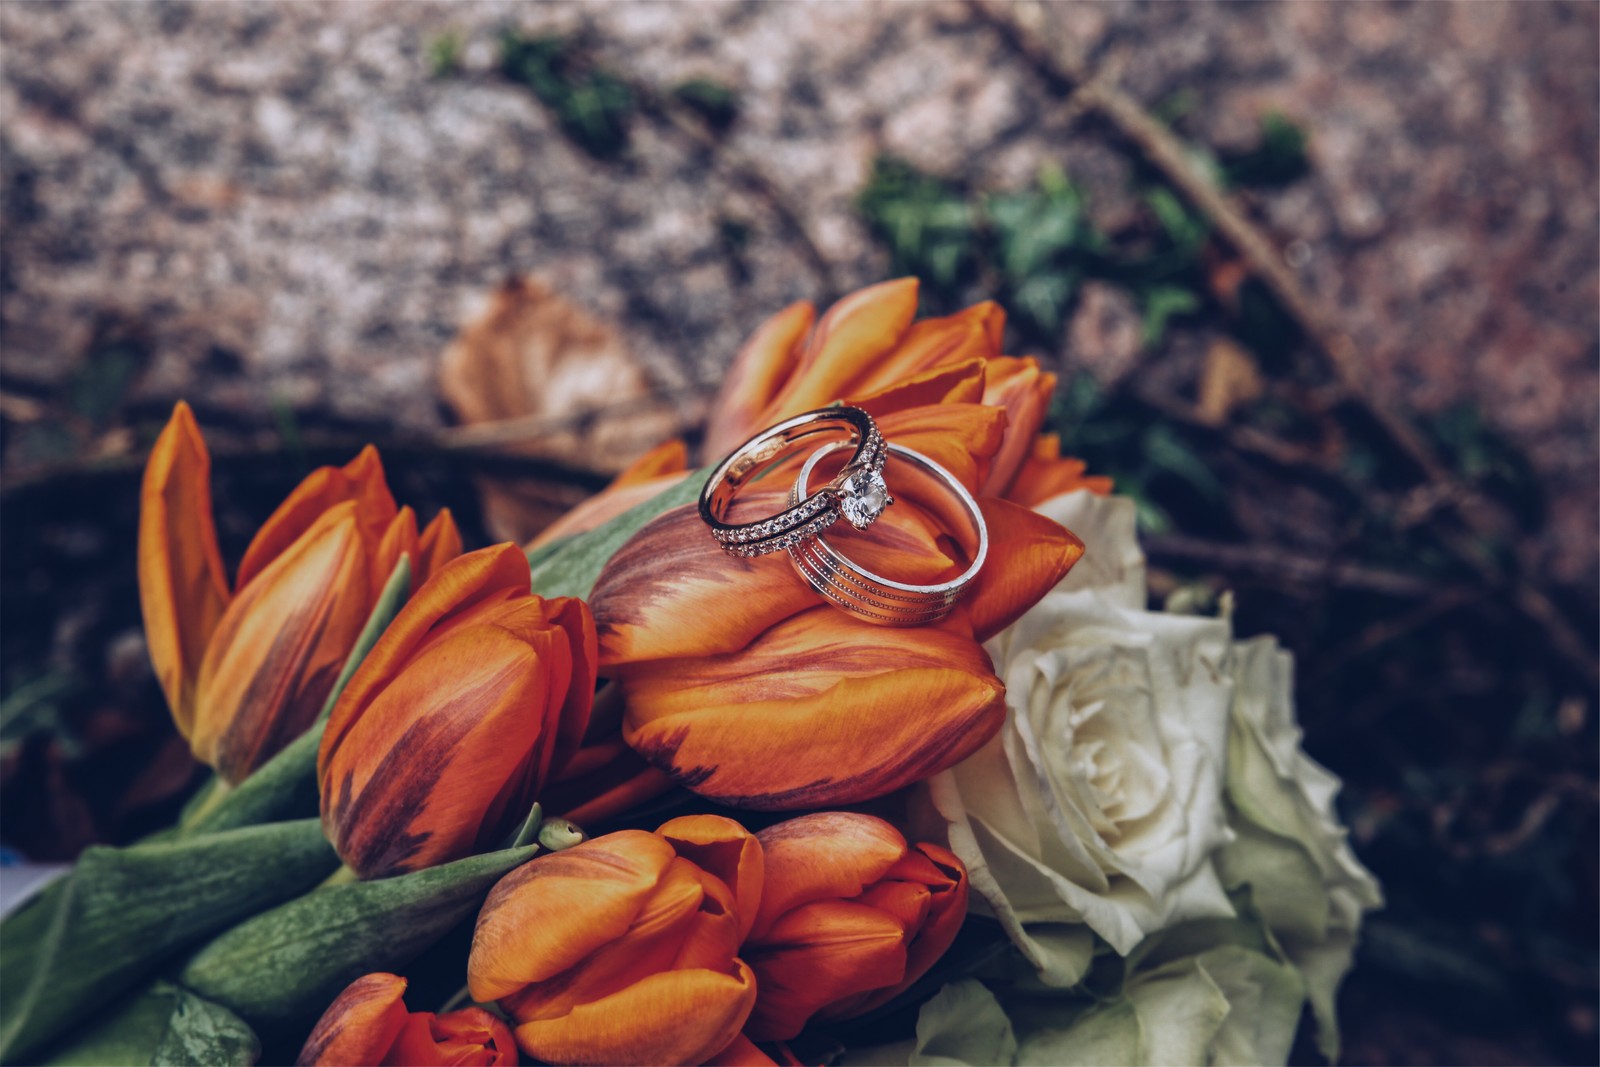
[2,2,1595,1064]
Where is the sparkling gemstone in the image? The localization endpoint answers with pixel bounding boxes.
[838,469,891,529]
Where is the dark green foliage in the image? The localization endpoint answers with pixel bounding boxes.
[673,78,741,132]
[500,32,634,159]
[856,157,979,300]
[1221,113,1310,188]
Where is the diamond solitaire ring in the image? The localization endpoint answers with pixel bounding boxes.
[699,405,890,557]
[786,440,988,626]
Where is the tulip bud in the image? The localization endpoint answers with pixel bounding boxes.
[467,817,761,1066]
[297,972,516,1066]
[742,812,968,1042]
[139,403,462,783]
[319,544,597,880]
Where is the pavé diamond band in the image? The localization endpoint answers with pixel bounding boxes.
[699,405,890,557]
[787,440,988,625]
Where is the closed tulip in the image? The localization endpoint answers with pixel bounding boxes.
[741,813,968,1042]
[139,402,460,783]
[467,816,762,1066]
[589,379,1084,808]
[319,543,596,879]
[297,972,516,1066]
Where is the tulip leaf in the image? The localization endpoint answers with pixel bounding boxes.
[43,981,260,1067]
[528,469,710,600]
[180,556,412,838]
[0,819,336,1064]
[179,843,537,1036]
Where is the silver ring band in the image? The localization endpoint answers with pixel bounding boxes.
[787,442,988,625]
[699,406,889,557]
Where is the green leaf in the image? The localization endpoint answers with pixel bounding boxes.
[180,844,536,1036]
[528,469,709,600]
[1137,284,1201,347]
[42,981,260,1067]
[0,820,336,1064]
[181,556,411,837]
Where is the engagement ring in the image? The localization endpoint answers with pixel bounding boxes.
[699,405,890,557]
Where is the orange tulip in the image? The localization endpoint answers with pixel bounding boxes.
[589,383,1083,808]
[296,972,516,1066]
[528,280,1103,551]
[139,402,460,783]
[741,813,968,1042]
[704,278,1089,503]
[468,816,763,1066]
[319,543,596,879]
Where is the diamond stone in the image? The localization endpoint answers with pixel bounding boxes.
[838,469,891,529]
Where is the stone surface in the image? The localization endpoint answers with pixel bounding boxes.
[1,0,1593,587]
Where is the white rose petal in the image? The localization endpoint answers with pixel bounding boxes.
[927,490,1236,976]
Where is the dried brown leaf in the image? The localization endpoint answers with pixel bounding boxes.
[439,277,683,542]
[1195,336,1265,426]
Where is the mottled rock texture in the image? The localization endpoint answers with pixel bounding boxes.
[2,0,1594,582]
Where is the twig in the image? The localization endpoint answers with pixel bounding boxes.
[639,90,841,302]
[1143,534,1436,598]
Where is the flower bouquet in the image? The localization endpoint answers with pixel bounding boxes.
[0,279,1378,1067]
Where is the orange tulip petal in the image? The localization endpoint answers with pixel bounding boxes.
[1004,434,1116,508]
[504,856,715,1023]
[704,1034,777,1067]
[873,403,1007,497]
[590,504,816,666]
[323,617,572,877]
[744,900,908,1041]
[321,544,529,780]
[614,439,691,488]
[542,596,599,774]
[543,737,678,827]
[194,502,370,783]
[956,497,1086,643]
[621,611,1005,809]
[758,278,919,421]
[526,471,692,550]
[297,972,409,1066]
[138,401,231,738]
[512,961,757,1067]
[980,357,1057,497]
[706,300,815,456]
[752,813,907,937]
[880,301,1006,379]
[656,815,765,941]
[236,445,397,591]
[383,1008,519,1067]
[469,831,675,1001]
[851,359,987,415]
[373,506,419,594]
[416,509,465,585]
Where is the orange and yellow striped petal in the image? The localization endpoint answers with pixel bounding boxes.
[138,401,231,738]
[193,502,370,783]
[296,972,410,1067]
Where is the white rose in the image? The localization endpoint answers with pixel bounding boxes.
[907,919,1307,1067]
[925,490,1236,984]
[1217,636,1383,1061]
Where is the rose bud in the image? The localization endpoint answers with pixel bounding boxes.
[319,543,596,879]
[467,816,761,1066]
[741,813,968,1042]
[139,402,460,783]
[297,972,516,1066]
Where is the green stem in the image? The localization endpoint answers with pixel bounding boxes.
[438,983,474,1014]
[179,778,234,833]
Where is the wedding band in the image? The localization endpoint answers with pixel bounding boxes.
[699,405,891,557]
[787,442,988,626]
